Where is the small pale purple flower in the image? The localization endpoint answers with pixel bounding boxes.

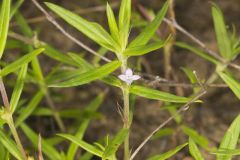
[118,68,141,85]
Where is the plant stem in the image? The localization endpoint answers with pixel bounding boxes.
[122,84,130,160]
[120,55,130,160]
[0,79,27,160]
[7,117,28,160]
[45,91,66,132]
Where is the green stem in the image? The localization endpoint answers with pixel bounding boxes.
[120,55,130,160]
[0,79,27,160]
[122,84,130,160]
[45,91,66,132]
[7,116,27,160]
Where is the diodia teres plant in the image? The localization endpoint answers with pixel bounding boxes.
[0,0,240,160]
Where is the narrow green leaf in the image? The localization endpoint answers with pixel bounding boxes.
[0,0,11,59]
[106,3,119,42]
[101,75,122,88]
[151,128,174,140]
[217,114,240,160]
[181,67,198,84]
[103,128,129,159]
[67,93,104,160]
[9,64,28,113]
[45,137,64,146]
[49,61,121,87]
[218,72,240,100]
[31,108,52,116]
[46,68,85,85]
[45,2,119,52]
[0,129,23,160]
[182,126,209,150]
[15,91,44,127]
[0,48,44,77]
[129,1,168,48]
[68,52,93,70]
[189,138,205,160]
[6,39,24,49]
[212,4,232,60]
[10,0,24,18]
[15,11,33,37]
[20,123,62,160]
[58,134,103,157]
[124,40,166,56]
[130,85,191,103]
[0,144,7,160]
[118,0,131,48]
[181,67,200,93]
[212,148,240,157]
[80,152,94,160]
[43,45,79,67]
[175,42,219,65]
[147,143,188,160]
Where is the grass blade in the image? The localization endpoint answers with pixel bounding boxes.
[49,61,121,87]
[118,0,131,48]
[0,48,44,77]
[124,40,166,56]
[15,91,44,127]
[189,138,205,160]
[147,143,188,160]
[45,2,119,52]
[67,93,105,160]
[0,0,11,59]
[182,126,209,150]
[103,128,129,159]
[20,123,62,160]
[130,85,191,103]
[0,129,23,160]
[217,114,240,160]
[58,134,103,157]
[43,45,80,67]
[218,72,240,100]
[9,64,28,113]
[212,4,232,60]
[129,1,168,48]
[175,42,220,65]
[106,3,119,43]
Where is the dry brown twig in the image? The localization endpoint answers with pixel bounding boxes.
[31,0,111,63]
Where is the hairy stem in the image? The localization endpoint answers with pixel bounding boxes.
[122,84,130,160]
[120,55,130,160]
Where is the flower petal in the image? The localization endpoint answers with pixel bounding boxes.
[125,79,133,85]
[131,75,141,80]
[118,75,127,81]
[125,68,133,76]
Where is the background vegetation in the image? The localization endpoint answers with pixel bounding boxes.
[0,0,240,159]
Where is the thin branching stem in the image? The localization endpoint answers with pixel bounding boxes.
[122,84,130,160]
[137,3,240,71]
[0,78,10,111]
[45,91,66,132]
[130,71,207,160]
[0,78,27,160]
[10,2,119,27]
